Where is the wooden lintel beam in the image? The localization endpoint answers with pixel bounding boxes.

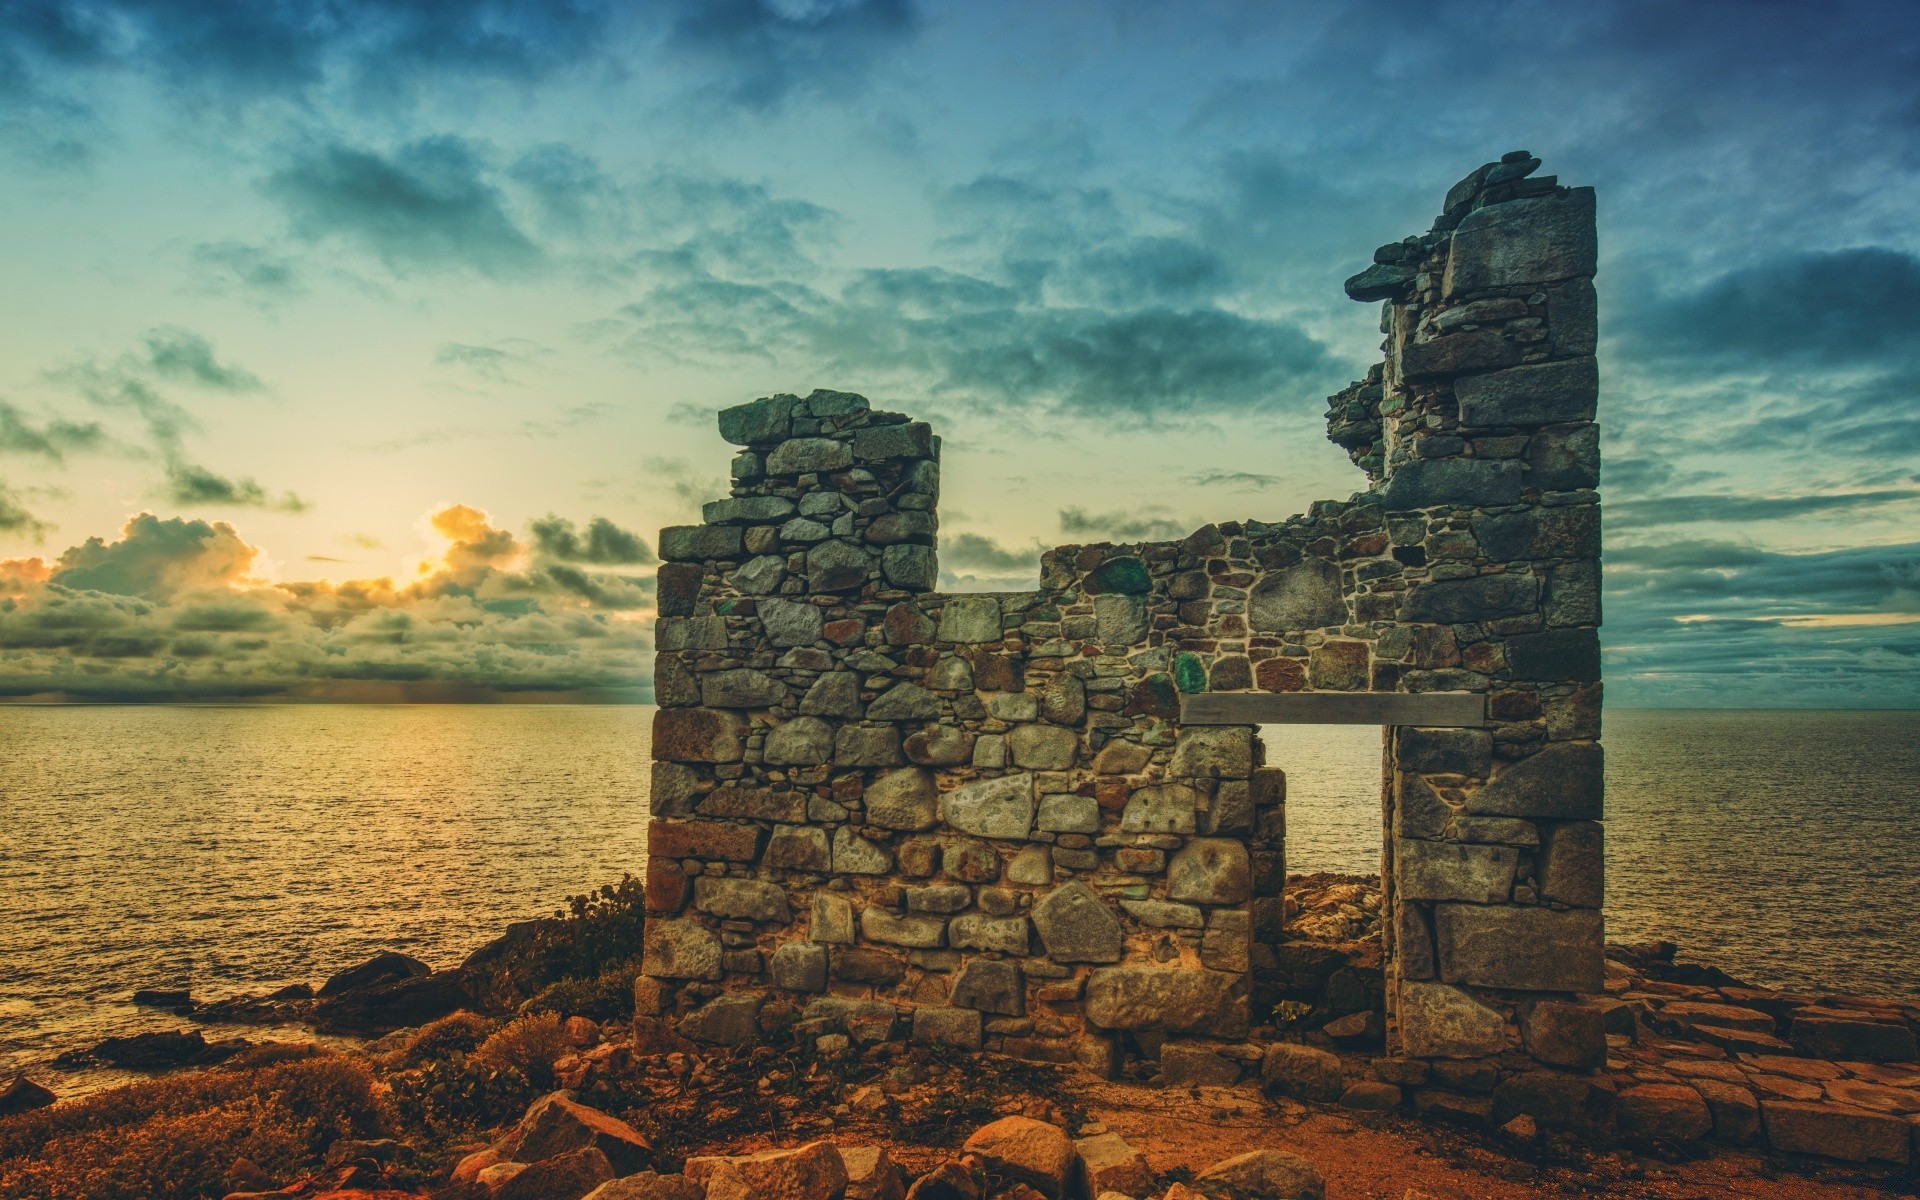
[1179,692,1488,728]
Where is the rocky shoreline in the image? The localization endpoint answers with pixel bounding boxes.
[4,876,1918,1200]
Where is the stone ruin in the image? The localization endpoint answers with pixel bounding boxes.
[642,152,1604,1089]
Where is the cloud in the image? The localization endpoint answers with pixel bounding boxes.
[1186,469,1283,490]
[1057,505,1199,544]
[1608,489,1920,528]
[529,514,655,565]
[265,136,542,277]
[0,401,105,463]
[190,241,302,297]
[164,461,310,512]
[664,0,920,110]
[0,483,52,539]
[942,531,1039,574]
[0,504,653,700]
[142,326,266,391]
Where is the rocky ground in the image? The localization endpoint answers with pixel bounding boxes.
[4,877,1916,1200]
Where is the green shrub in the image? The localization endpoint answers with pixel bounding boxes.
[474,1012,569,1090]
[386,1055,536,1140]
[467,876,647,1011]
[522,957,640,1022]
[391,1011,501,1069]
[0,1057,391,1200]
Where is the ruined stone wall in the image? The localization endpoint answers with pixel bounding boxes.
[643,151,1604,1081]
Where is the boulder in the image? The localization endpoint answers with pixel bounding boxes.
[313,968,470,1035]
[494,1146,615,1200]
[584,1173,707,1200]
[1617,1083,1712,1143]
[1791,1014,1918,1062]
[1074,1133,1152,1197]
[842,1147,906,1200]
[1193,1149,1325,1200]
[1260,1044,1345,1102]
[685,1142,849,1200]
[903,1161,982,1200]
[90,1029,245,1069]
[681,993,766,1046]
[1762,1099,1911,1164]
[496,1093,653,1175]
[961,1116,1079,1200]
[319,950,430,997]
[0,1075,56,1115]
[1516,998,1605,1068]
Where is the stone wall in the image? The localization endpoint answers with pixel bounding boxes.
[643,151,1604,1079]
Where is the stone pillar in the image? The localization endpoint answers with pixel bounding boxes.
[1347,153,1606,1069]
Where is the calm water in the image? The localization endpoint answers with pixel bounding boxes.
[2,706,1915,1094]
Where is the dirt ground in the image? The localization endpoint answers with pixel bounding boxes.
[788,1074,1914,1200]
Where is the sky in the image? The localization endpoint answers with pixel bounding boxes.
[0,0,1916,706]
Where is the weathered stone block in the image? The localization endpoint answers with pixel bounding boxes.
[650,762,702,817]
[853,421,933,461]
[1094,594,1148,646]
[648,820,764,862]
[660,524,745,562]
[863,511,935,545]
[765,824,832,871]
[936,596,1003,643]
[1539,821,1603,908]
[643,918,722,981]
[1396,727,1492,776]
[654,707,746,763]
[1120,899,1203,929]
[867,682,940,721]
[766,437,853,474]
[656,562,704,617]
[1396,902,1435,980]
[830,946,906,986]
[656,614,726,651]
[1763,1100,1910,1164]
[1307,640,1368,690]
[1085,967,1247,1037]
[764,716,834,765]
[810,893,855,944]
[1032,882,1123,962]
[1167,839,1252,905]
[731,554,787,594]
[1517,998,1605,1067]
[941,772,1035,839]
[865,768,938,831]
[1394,839,1516,903]
[951,959,1024,1016]
[1037,793,1100,834]
[831,827,893,875]
[1397,980,1505,1058]
[1248,560,1347,632]
[911,1006,983,1049]
[835,725,902,766]
[1010,724,1078,770]
[717,394,794,445]
[1193,1149,1325,1200]
[1618,1084,1713,1142]
[771,941,829,992]
[1399,328,1522,381]
[1074,1133,1153,1198]
[1444,188,1596,295]
[948,914,1030,955]
[694,877,791,923]
[808,539,872,591]
[1399,572,1538,622]
[1505,628,1601,681]
[1380,458,1523,510]
[799,671,862,718]
[1006,845,1052,885]
[1121,784,1199,834]
[881,544,937,589]
[1170,726,1254,779]
[704,496,795,524]
[1260,1043,1346,1102]
[1200,909,1250,973]
[758,597,823,648]
[1161,1042,1242,1086]
[861,908,946,948]
[1465,742,1602,819]
[1455,358,1599,429]
[1434,904,1604,992]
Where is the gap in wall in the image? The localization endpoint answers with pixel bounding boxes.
[1256,724,1387,877]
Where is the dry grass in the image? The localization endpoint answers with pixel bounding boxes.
[0,1056,393,1200]
[473,1012,570,1090]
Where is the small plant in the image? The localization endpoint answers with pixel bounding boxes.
[474,1012,570,1090]
[521,957,641,1022]
[467,876,648,1011]
[391,1011,501,1069]
[386,1056,536,1139]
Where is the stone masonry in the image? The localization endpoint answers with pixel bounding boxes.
[645,151,1603,1082]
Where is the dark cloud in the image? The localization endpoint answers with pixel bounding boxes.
[1057,506,1198,544]
[0,401,105,463]
[942,531,1038,574]
[435,342,523,380]
[0,505,652,700]
[164,461,310,512]
[529,515,654,565]
[1629,248,1920,366]
[265,136,542,277]
[0,483,51,539]
[143,326,265,391]
[1609,489,1920,528]
[1186,470,1283,490]
[190,241,302,297]
[665,0,919,111]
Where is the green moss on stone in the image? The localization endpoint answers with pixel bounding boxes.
[1173,652,1208,694]
[1085,557,1151,595]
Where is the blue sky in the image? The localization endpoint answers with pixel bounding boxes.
[0,0,1916,704]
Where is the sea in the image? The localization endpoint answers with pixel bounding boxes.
[2,705,1915,1095]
